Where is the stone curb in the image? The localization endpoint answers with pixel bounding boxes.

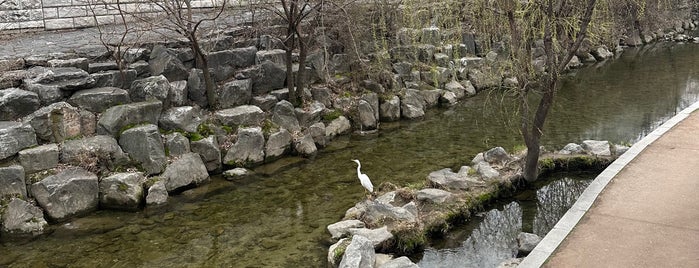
[518,100,699,268]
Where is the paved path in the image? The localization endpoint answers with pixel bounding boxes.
[520,102,699,267]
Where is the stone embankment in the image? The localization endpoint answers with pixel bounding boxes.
[326,140,627,268]
[0,10,696,240]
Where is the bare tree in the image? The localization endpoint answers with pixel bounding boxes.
[264,0,323,106]
[147,0,228,109]
[473,0,599,181]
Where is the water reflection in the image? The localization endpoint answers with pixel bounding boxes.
[419,203,522,268]
[532,178,592,237]
[419,174,593,268]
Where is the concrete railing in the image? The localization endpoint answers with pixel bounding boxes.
[0,0,224,32]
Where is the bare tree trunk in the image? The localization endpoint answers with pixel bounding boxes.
[296,34,308,104]
[191,34,217,109]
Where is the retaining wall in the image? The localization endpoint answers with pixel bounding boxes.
[0,0,223,32]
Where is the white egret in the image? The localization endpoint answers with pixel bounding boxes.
[351,159,374,197]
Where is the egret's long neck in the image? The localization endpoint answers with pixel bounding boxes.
[355,162,362,175]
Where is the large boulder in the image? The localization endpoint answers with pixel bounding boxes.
[24,66,95,91]
[582,140,611,156]
[24,102,83,143]
[358,100,378,130]
[224,127,265,167]
[159,106,205,133]
[31,167,99,222]
[61,135,128,170]
[24,82,63,106]
[401,89,425,119]
[251,60,286,95]
[417,188,453,204]
[468,68,500,91]
[327,219,365,240]
[339,235,376,268]
[295,101,325,128]
[162,153,209,192]
[48,58,89,71]
[219,79,252,109]
[348,226,394,248]
[1,198,48,237]
[293,134,318,157]
[326,116,351,138]
[207,46,257,80]
[379,95,401,122]
[68,87,131,113]
[251,94,278,112]
[98,172,145,211]
[348,200,417,227]
[169,80,188,107]
[305,122,327,148]
[118,124,167,175]
[428,168,484,190]
[187,68,210,108]
[148,45,189,82]
[213,105,265,128]
[190,136,222,172]
[91,69,137,89]
[18,144,59,173]
[272,100,301,133]
[0,88,40,120]
[265,129,292,162]
[146,180,168,206]
[164,132,190,157]
[256,49,286,66]
[591,46,614,61]
[559,143,584,154]
[97,101,163,136]
[129,75,172,109]
[0,121,37,161]
[0,166,26,198]
[484,147,512,165]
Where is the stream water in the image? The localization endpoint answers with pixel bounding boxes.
[0,42,697,268]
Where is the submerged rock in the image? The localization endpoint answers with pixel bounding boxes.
[222,168,253,180]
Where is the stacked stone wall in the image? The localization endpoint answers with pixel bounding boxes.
[0,0,223,31]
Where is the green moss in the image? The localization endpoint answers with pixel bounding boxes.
[197,123,215,137]
[332,239,351,264]
[188,132,204,142]
[221,125,234,134]
[145,177,161,188]
[117,182,129,192]
[323,110,343,122]
[392,225,426,254]
[467,168,477,176]
[539,157,555,172]
[261,119,278,135]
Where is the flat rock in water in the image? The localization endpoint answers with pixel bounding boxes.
[348,226,394,249]
[327,219,365,240]
[379,256,419,268]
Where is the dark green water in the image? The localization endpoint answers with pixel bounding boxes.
[1,43,697,267]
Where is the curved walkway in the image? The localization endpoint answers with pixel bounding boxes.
[520,101,699,267]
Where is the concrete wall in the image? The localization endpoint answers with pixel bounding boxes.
[0,0,222,32]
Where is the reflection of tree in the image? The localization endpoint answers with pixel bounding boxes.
[533,178,592,236]
[419,203,522,268]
